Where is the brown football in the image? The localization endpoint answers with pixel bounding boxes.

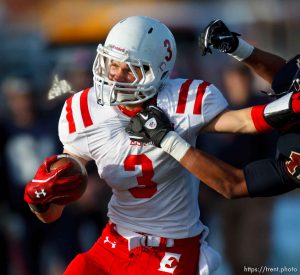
[49,154,88,205]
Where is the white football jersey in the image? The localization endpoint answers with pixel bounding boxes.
[58,78,228,239]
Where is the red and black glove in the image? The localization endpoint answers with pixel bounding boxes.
[24,155,83,212]
[251,91,300,132]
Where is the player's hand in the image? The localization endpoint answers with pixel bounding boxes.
[126,105,174,147]
[126,114,152,144]
[199,19,240,56]
[24,155,83,211]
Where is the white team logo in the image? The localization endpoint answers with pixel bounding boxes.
[158,252,181,274]
[145,117,157,130]
[104,236,117,248]
[296,58,300,69]
[48,75,73,100]
[35,189,47,198]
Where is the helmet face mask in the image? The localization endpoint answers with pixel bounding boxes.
[93,16,177,106]
[93,45,156,105]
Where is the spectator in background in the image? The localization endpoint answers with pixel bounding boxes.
[1,73,110,274]
[1,77,63,275]
[197,65,276,275]
[1,77,60,211]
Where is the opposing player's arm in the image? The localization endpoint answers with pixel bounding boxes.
[243,48,286,84]
[181,146,298,198]
[203,88,300,134]
[199,19,286,84]
[201,108,255,133]
[181,146,247,198]
[126,106,298,198]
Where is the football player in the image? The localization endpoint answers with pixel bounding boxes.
[24,16,297,275]
[126,20,300,200]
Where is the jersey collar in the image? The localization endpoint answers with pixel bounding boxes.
[117,105,143,117]
[116,95,157,117]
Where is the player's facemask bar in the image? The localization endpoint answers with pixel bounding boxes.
[93,44,157,106]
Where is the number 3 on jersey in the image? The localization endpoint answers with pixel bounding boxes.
[124,154,157,198]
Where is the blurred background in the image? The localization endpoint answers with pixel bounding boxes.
[0,0,299,274]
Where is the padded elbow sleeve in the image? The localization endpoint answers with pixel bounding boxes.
[244,158,297,197]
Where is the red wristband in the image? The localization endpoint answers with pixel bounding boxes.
[292,92,300,113]
[251,104,273,132]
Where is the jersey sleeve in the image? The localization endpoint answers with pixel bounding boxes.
[201,84,228,126]
[165,79,228,138]
[58,96,92,161]
[158,79,228,146]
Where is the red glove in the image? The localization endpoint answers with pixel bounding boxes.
[24,155,83,209]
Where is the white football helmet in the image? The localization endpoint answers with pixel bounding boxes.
[93,16,177,106]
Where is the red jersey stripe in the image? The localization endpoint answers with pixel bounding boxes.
[80,88,93,127]
[66,95,76,134]
[193,81,210,115]
[176,79,193,114]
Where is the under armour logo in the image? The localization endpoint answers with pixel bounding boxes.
[104,236,117,248]
[35,189,47,198]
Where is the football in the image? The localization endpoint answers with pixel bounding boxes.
[49,154,88,205]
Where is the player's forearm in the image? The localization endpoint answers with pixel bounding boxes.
[29,203,65,223]
[160,132,248,198]
[243,48,286,84]
[181,147,248,199]
[203,109,258,134]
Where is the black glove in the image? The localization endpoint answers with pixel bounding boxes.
[126,105,174,147]
[126,114,152,144]
[199,19,240,56]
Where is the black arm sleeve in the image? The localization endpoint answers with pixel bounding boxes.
[244,158,298,197]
